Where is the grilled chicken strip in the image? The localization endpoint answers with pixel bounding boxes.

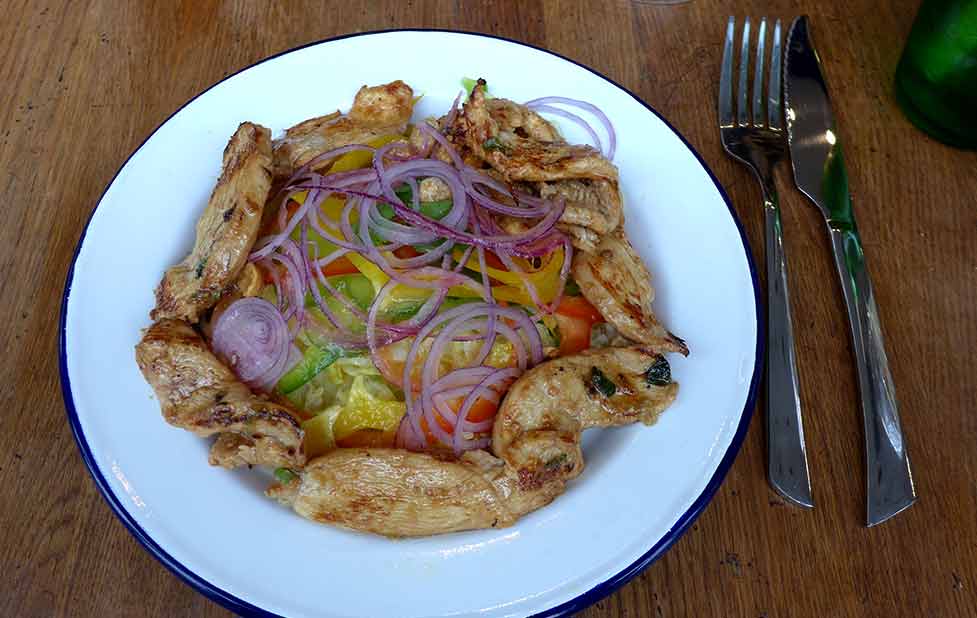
[456,81,622,250]
[420,94,559,171]
[541,178,623,237]
[151,122,273,323]
[267,346,677,537]
[272,80,414,178]
[136,319,305,469]
[559,223,601,253]
[572,232,689,355]
[486,97,562,142]
[461,79,617,183]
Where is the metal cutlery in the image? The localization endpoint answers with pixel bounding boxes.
[719,17,814,508]
[784,15,916,526]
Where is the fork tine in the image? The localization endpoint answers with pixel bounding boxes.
[752,18,767,125]
[768,19,783,129]
[718,16,735,127]
[737,17,750,126]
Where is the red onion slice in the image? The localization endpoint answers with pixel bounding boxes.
[528,104,603,154]
[451,367,521,454]
[524,96,617,159]
[211,297,291,391]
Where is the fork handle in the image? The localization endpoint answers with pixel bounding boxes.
[763,187,814,508]
[827,222,917,526]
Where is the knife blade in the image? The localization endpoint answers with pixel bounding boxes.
[784,16,917,526]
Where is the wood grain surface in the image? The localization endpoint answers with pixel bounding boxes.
[2,1,975,616]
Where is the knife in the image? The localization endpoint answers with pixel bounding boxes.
[783,16,917,526]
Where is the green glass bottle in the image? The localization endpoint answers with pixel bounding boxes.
[895,0,977,149]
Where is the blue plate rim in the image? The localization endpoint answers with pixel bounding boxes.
[58,27,762,618]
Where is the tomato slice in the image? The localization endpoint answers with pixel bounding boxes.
[418,394,499,446]
[393,246,422,259]
[259,262,276,285]
[463,397,498,423]
[553,295,602,355]
[319,256,359,277]
[554,313,592,355]
[482,250,507,271]
[555,295,602,324]
[419,414,454,445]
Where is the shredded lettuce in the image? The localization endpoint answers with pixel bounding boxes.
[292,355,406,456]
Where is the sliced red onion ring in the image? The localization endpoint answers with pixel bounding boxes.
[268,250,303,326]
[211,297,291,391]
[451,367,521,454]
[528,104,603,154]
[524,96,617,159]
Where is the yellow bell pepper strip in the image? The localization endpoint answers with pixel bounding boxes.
[374,332,517,392]
[448,246,566,306]
[288,132,404,238]
[345,252,390,294]
[329,134,405,172]
[335,429,397,448]
[302,405,343,457]
[331,376,406,441]
[301,376,407,457]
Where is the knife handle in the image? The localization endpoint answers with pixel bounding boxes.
[763,189,814,508]
[827,221,917,526]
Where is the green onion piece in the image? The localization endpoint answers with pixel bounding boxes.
[482,137,503,151]
[589,367,617,397]
[544,453,569,471]
[274,468,297,484]
[645,355,672,386]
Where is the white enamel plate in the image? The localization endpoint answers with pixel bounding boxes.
[60,31,760,618]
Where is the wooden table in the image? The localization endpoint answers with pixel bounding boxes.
[3,1,975,616]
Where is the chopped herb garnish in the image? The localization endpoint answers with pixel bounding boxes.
[564,278,582,296]
[589,367,617,397]
[194,257,207,278]
[482,137,503,151]
[274,468,297,484]
[645,355,671,386]
[544,453,569,471]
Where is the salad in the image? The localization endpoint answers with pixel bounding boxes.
[137,77,687,536]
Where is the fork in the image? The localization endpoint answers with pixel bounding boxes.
[719,17,813,508]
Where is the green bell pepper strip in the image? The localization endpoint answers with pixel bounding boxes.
[277,343,343,395]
